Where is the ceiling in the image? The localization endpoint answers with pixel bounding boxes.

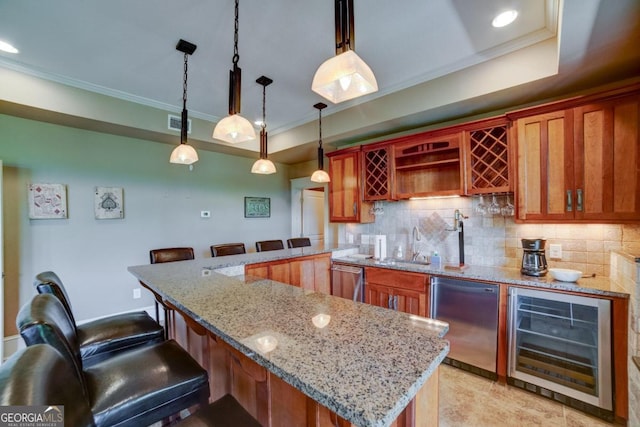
[0,0,639,164]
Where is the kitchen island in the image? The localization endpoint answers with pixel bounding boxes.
[129,251,449,427]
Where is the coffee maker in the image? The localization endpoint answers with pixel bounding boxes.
[521,238,548,276]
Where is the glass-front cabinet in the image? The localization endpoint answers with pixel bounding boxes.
[508,287,612,413]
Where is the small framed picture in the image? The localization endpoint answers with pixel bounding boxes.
[95,187,124,219]
[245,197,270,218]
[28,183,68,219]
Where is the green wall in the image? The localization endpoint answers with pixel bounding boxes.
[1,114,292,334]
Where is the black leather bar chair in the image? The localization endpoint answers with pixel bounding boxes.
[148,247,195,337]
[211,243,246,257]
[0,344,260,427]
[0,344,95,427]
[17,294,210,427]
[287,237,312,248]
[34,271,164,367]
[255,239,285,252]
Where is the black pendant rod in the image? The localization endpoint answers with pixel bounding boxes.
[176,39,197,145]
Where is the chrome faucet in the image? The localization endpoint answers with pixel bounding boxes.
[411,226,421,261]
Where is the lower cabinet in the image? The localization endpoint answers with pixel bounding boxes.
[245,253,331,294]
[364,267,429,316]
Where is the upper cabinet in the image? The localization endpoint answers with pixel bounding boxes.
[327,148,374,223]
[463,118,512,195]
[393,132,463,199]
[512,91,640,222]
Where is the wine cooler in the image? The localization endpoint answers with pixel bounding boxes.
[508,287,612,413]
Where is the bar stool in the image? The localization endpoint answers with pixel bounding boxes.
[211,243,246,257]
[17,294,210,427]
[147,247,195,338]
[287,237,312,248]
[255,239,284,252]
[0,344,260,427]
[34,271,164,367]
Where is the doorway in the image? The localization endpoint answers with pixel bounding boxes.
[290,177,337,246]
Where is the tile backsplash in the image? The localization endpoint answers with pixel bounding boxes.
[342,197,640,277]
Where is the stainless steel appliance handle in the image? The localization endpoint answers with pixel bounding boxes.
[352,274,363,302]
[331,264,363,274]
[432,281,496,293]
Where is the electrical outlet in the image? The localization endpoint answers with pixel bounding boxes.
[549,244,562,259]
[201,210,211,218]
[347,233,354,244]
[133,288,141,299]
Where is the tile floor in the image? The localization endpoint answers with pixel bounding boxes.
[439,365,615,427]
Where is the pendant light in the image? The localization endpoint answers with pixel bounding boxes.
[312,0,378,104]
[310,102,330,183]
[251,76,276,174]
[212,0,256,144]
[170,39,199,165]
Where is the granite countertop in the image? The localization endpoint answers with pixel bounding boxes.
[128,255,449,427]
[333,256,629,299]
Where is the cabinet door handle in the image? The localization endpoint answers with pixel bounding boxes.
[353,202,358,217]
[393,296,398,311]
[387,295,393,309]
[566,190,573,212]
[576,189,583,212]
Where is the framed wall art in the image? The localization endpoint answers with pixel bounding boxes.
[244,197,270,218]
[95,186,124,219]
[28,183,68,219]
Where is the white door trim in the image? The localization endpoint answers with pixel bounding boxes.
[290,177,337,245]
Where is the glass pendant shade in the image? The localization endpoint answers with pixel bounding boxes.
[312,50,378,104]
[170,143,199,165]
[251,158,277,174]
[311,169,330,183]
[213,113,256,143]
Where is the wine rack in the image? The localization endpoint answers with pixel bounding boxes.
[466,125,510,194]
[363,146,392,201]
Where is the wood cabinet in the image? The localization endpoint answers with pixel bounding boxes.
[514,109,574,221]
[393,132,464,199]
[573,96,640,221]
[245,253,331,294]
[362,143,394,201]
[327,147,375,223]
[463,118,512,195]
[327,147,374,223]
[513,92,640,222]
[364,267,428,316]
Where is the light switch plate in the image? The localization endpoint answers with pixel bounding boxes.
[549,244,562,259]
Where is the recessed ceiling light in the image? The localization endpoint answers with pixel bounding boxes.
[492,10,518,28]
[0,40,19,54]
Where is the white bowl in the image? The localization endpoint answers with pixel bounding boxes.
[549,268,582,282]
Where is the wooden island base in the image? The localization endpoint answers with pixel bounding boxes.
[168,309,440,427]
